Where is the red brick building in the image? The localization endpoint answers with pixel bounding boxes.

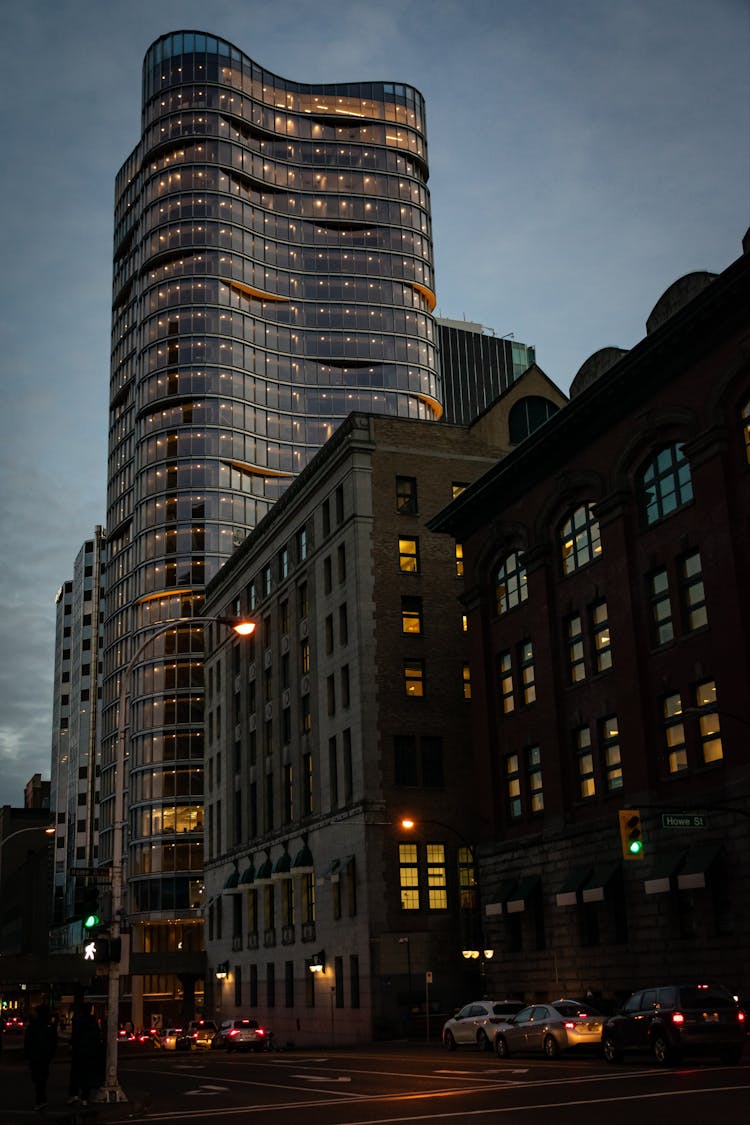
[431,234,750,1005]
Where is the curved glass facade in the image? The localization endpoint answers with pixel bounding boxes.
[100,32,439,932]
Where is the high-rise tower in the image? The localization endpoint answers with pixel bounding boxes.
[101,31,438,1009]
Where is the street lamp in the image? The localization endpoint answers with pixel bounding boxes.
[99,615,255,1104]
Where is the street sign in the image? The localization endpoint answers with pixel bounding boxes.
[661,812,707,829]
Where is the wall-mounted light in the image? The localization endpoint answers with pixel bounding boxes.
[307,951,325,973]
[215,961,229,980]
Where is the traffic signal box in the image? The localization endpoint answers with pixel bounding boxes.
[82,936,121,965]
[618,809,644,859]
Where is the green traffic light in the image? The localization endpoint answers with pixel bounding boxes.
[628,839,643,855]
[83,913,101,929]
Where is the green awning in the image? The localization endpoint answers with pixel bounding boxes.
[582,862,620,903]
[273,851,292,876]
[506,875,541,914]
[555,865,593,907]
[238,864,256,886]
[644,850,685,895]
[676,844,722,890]
[223,868,240,890]
[255,858,273,882]
[292,845,314,873]
[485,877,518,916]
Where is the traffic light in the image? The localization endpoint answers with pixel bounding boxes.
[83,936,110,963]
[618,809,644,860]
[82,885,100,929]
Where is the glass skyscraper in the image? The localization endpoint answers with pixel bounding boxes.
[100,32,439,1004]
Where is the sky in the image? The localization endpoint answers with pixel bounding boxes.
[0,0,747,808]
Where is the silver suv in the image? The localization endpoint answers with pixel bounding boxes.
[214,1017,272,1053]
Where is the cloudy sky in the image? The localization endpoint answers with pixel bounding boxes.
[0,0,747,807]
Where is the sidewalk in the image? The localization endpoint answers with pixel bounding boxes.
[0,1041,135,1124]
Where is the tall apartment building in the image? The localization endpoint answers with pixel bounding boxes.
[100,31,439,1018]
[199,367,567,1045]
[431,237,750,1003]
[49,528,106,945]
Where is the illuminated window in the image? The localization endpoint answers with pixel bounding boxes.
[399,537,419,573]
[591,600,612,671]
[527,746,543,813]
[641,444,693,525]
[681,550,708,631]
[574,727,595,799]
[498,651,514,714]
[404,660,424,697]
[452,482,468,499]
[300,638,310,674]
[458,846,477,909]
[648,568,674,645]
[426,844,447,910]
[401,595,422,634]
[399,843,419,909]
[462,663,471,700]
[496,551,528,614]
[517,640,535,704]
[663,693,687,774]
[600,715,622,791]
[567,614,585,683]
[505,753,522,819]
[561,504,601,574]
[455,542,464,577]
[695,680,722,764]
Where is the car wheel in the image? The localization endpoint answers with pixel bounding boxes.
[652,1033,677,1066]
[477,1029,491,1052]
[444,1031,456,1051]
[719,1046,743,1065]
[495,1035,510,1059]
[543,1034,560,1059]
[602,1033,622,1063]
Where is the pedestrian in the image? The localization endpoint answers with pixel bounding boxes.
[23,1003,57,1111]
[68,1003,103,1106]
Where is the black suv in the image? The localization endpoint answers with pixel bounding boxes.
[603,984,746,1066]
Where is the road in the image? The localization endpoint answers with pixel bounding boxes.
[111,1041,750,1124]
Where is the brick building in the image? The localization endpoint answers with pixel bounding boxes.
[430,234,750,1005]
[200,366,566,1044]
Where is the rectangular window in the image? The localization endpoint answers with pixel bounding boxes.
[297,581,308,620]
[302,752,313,815]
[575,727,595,799]
[663,693,686,773]
[458,846,478,910]
[519,640,536,704]
[278,546,289,580]
[401,595,423,634]
[335,956,344,1008]
[396,475,418,513]
[426,844,447,909]
[394,735,418,786]
[323,556,332,593]
[499,651,515,714]
[279,599,289,636]
[301,694,311,733]
[285,961,294,1008]
[399,843,420,910]
[300,638,311,675]
[404,660,424,697]
[266,963,275,1008]
[262,564,272,598]
[462,663,471,700]
[322,498,331,536]
[591,600,612,671]
[328,736,339,808]
[350,954,360,1008]
[695,679,722,763]
[234,965,242,1008]
[326,673,336,716]
[567,614,585,683]
[282,878,294,928]
[301,873,315,924]
[421,736,444,787]
[343,729,353,802]
[527,746,543,813]
[505,753,522,819]
[341,664,350,708]
[296,526,308,562]
[399,537,420,573]
[600,715,623,791]
[648,568,674,645]
[337,544,346,583]
[282,763,293,822]
[682,550,708,631]
[339,602,348,645]
[335,484,344,524]
[455,542,464,577]
[249,964,258,1008]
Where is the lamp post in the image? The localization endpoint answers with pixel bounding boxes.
[98,615,255,1104]
[0,824,55,864]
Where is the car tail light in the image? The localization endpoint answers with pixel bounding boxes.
[671,1012,685,1025]
[737,1011,746,1024]
[228,1029,239,1038]
[256,1028,266,1037]
[564,1021,576,1030]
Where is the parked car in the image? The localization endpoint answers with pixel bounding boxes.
[442,1000,524,1051]
[602,984,746,1066]
[213,1017,272,1053]
[494,1000,605,1058]
[189,1019,218,1050]
[134,1028,160,1047]
[4,1017,25,1035]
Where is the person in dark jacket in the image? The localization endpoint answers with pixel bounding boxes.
[68,1003,103,1106]
[23,1003,57,1111]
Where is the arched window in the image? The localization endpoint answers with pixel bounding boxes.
[641,444,693,525]
[496,552,528,614]
[742,401,750,464]
[560,504,601,575]
[508,396,560,444]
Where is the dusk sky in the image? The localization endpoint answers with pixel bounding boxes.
[0,0,747,807]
